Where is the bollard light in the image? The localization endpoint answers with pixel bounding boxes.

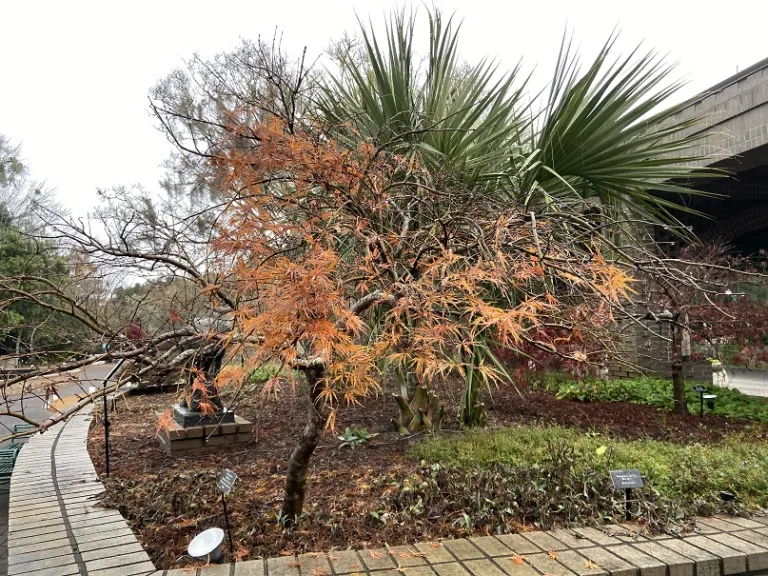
[188,527,225,563]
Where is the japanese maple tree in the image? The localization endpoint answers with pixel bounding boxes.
[142,8,719,520]
[204,117,638,520]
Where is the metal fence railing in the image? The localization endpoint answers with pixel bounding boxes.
[0,424,35,495]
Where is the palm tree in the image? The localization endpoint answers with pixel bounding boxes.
[320,10,525,186]
[320,8,708,222]
[318,8,713,425]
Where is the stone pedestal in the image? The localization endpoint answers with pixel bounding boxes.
[157,407,252,456]
[172,404,236,427]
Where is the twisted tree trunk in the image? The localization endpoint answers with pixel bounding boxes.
[280,364,328,523]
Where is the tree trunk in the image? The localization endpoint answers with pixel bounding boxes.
[280,365,328,524]
[670,315,688,415]
[14,330,22,367]
[671,357,687,414]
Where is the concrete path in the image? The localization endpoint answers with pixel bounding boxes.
[7,407,155,576]
[723,367,768,397]
[0,363,121,575]
[0,363,117,440]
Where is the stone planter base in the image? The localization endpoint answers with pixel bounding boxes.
[173,404,236,427]
[156,413,253,456]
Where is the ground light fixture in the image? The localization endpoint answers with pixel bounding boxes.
[692,385,707,417]
[703,393,717,411]
[188,527,225,563]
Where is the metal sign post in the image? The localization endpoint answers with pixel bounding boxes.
[101,359,125,478]
[624,488,632,521]
[217,469,238,555]
[610,469,644,521]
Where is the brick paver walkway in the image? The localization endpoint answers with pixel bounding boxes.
[157,514,768,576]
[9,407,768,576]
[7,408,155,576]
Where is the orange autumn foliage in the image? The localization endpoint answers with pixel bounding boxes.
[199,118,634,420]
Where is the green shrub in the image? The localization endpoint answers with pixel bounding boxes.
[246,364,281,384]
[411,425,768,511]
[337,427,378,449]
[534,374,768,423]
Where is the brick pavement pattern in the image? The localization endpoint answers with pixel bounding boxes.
[152,515,768,576]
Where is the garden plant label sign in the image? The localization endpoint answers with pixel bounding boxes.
[217,469,238,495]
[610,469,644,490]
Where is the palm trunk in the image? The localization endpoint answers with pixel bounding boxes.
[280,365,327,523]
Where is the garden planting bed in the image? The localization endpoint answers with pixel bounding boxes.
[87,378,768,570]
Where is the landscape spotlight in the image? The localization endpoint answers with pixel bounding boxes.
[188,527,225,563]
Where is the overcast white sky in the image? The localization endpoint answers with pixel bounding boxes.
[1,0,766,217]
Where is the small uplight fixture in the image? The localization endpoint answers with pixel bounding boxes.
[703,393,717,411]
[188,527,225,563]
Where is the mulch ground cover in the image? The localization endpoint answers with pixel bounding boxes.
[87,378,766,569]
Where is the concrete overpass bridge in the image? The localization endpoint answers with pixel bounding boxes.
[662,57,768,253]
[610,63,768,383]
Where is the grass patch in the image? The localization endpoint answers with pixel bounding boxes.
[247,364,282,384]
[535,374,768,423]
[412,425,768,510]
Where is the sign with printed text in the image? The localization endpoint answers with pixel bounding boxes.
[610,469,644,490]
[217,469,238,495]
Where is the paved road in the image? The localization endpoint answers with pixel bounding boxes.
[0,363,116,440]
[722,367,768,397]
